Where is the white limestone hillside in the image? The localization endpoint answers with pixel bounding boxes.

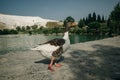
[0,13,58,29]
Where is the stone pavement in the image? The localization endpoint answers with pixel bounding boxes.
[0,36,120,80]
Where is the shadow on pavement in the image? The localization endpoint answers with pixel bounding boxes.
[34,56,64,64]
[63,44,120,80]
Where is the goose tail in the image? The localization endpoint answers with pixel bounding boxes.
[30,47,39,51]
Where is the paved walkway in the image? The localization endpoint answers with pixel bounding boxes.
[0,36,120,80]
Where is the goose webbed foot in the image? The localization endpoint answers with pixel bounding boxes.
[55,63,62,67]
[48,56,55,72]
[48,65,54,72]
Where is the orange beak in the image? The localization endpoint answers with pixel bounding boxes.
[71,22,77,27]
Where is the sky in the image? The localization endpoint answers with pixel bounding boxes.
[0,0,119,21]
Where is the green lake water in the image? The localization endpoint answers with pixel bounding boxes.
[0,34,108,55]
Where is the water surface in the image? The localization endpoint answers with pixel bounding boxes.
[0,34,108,55]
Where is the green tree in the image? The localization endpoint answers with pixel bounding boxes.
[64,16,75,27]
[66,16,75,22]
[26,26,31,30]
[109,2,120,35]
[88,13,92,23]
[10,29,18,34]
[82,18,86,22]
[78,19,85,28]
[88,22,101,35]
[16,26,21,31]
[110,3,120,21]
[101,15,105,23]
[107,18,116,35]
[93,12,96,22]
[52,27,60,35]
[31,25,38,30]
[21,26,25,31]
[1,29,10,34]
[85,17,89,25]
[42,28,49,35]
[97,14,101,22]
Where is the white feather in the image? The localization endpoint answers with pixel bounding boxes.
[63,32,70,51]
[31,44,59,58]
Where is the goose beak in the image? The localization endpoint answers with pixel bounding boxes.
[71,22,76,27]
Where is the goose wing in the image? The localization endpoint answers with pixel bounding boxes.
[39,38,65,46]
[31,38,65,51]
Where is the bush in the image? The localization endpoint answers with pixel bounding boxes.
[88,22,101,35]
[0,29,18,35]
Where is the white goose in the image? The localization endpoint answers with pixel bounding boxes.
[31,22,76,71]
